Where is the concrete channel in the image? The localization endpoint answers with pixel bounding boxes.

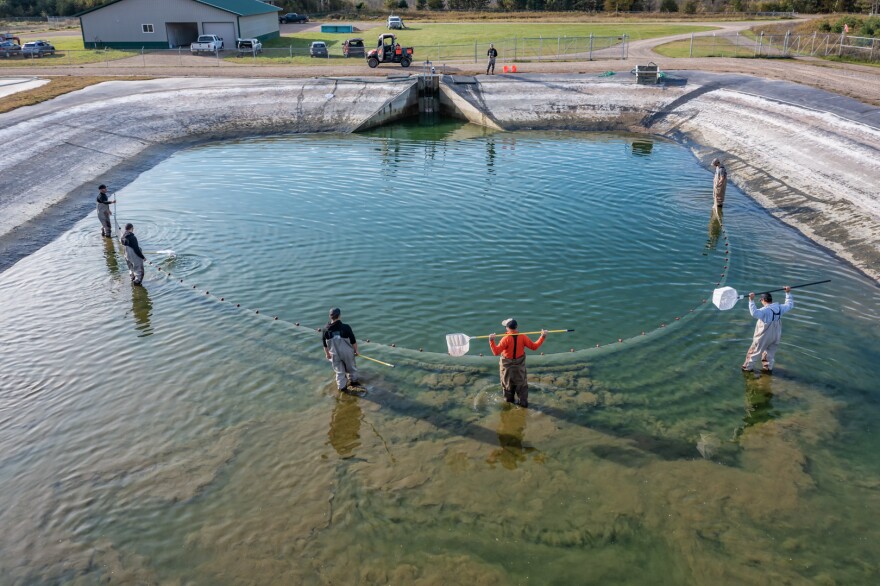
[0,73,878,281]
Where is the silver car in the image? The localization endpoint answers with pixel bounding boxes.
[21,40,55,57]
[0,40,21,58]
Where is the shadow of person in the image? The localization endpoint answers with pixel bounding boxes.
[486,405,541,470]
[102,236,120,277]
[130,285,153,337]
[704,207,723,253]
[328,392,362,459]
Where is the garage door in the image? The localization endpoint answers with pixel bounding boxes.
[202,22,236,48]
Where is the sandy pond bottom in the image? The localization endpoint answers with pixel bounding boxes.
[0,120,878,585]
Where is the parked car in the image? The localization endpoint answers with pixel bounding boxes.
[279,13,309,23]
[191,34,223,54]
[0,40,21,58]
[342,38,365,58]
[309,41,328,58]
[21,40,55,57]
[387,15,404,29]
[236,38,262,56]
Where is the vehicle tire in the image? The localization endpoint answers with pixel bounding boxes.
[401,57,411,68]
[368,57,379,68]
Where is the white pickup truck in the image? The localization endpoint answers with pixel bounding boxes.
[191,34,224,54]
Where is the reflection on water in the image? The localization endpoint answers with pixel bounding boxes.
[705,208,723,253]
[328,393,362,459]
[130,285,153,336]
[486,406,542,470]
[741,372,779,431]
[1,124,879,584]
[631,139,654,156]
[102,237,120,276]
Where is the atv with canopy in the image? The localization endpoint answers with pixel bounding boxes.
[366,33,413,68]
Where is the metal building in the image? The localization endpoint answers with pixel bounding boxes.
[77,0,281,49]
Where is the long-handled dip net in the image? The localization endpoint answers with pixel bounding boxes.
[711,280,831,311]
[446,330,575,357]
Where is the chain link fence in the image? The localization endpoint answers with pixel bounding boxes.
[684,32,880,63]
[0,35,631,68]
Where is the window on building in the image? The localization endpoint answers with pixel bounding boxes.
[142,24,154,33]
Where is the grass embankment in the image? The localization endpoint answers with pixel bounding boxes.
[248,22,715,64]
[0,36,131,67]
[0,77,150,115]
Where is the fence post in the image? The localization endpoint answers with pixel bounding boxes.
[689,33,694,58]
[783,30,790,55]
[178,46,182,66]
[811,31,816,55]
[557,36,560,59]
[839,32,844,56]
[514,36,517,62]
[758,32,763,56]
[142,46,145,67]
[621,34,626,59]
[872,38,877,62]
[474,40,477,64]
[589,33,593,61]
[539,35,543,61]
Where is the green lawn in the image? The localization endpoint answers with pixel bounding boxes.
[654,37,745,58]
[250,22,715,64]
[0,36,132,67]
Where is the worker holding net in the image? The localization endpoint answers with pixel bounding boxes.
[489,319,547,408]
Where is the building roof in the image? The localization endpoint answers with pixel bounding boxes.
[77,0,281,17]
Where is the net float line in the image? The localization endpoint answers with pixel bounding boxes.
[142,219,730,363]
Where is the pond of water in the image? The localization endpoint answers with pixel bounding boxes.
[0,120,878,584]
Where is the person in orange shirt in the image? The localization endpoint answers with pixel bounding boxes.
[489,318,547,408]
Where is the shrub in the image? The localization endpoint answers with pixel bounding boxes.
[659,0,678,10]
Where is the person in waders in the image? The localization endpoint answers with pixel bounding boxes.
[486,43,498,75]
[712,158,727,210]
[742,286,793,374]
[120,223,145,286]
[96,184,116,238]
[322,307,361,393]
[489,319,547,408]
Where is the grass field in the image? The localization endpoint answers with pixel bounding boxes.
[654,36,745,58]
[0,36,131,67]
[250,22,715,64]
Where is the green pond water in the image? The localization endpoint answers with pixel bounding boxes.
[1,120,878,585]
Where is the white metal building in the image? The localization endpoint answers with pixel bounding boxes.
[77,0,280,49]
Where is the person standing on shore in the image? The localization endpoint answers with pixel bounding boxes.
[489,319,547,408]
[742,286,793,374]
[487,44,498,75]
[712,159,727,210]
[120,223,145,285]
[322,307,361,393]
[96,184,116,238]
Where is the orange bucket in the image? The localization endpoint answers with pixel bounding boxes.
[502,65,508,73]
[512,65,517,73]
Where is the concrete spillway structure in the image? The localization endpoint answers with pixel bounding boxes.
[0,73,878,281]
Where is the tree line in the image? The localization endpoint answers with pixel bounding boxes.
[0,0,874,17]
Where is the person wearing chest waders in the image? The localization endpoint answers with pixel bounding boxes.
[712,158,727,210]
[120,223,146,286]
[486,44,498,75]
[489,319,547,408]
[322,308,362,393]
[96,184,116,238]
[742,286,793,374]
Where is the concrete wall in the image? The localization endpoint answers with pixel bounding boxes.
[81,0,238,48]
[239,12,279,41]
